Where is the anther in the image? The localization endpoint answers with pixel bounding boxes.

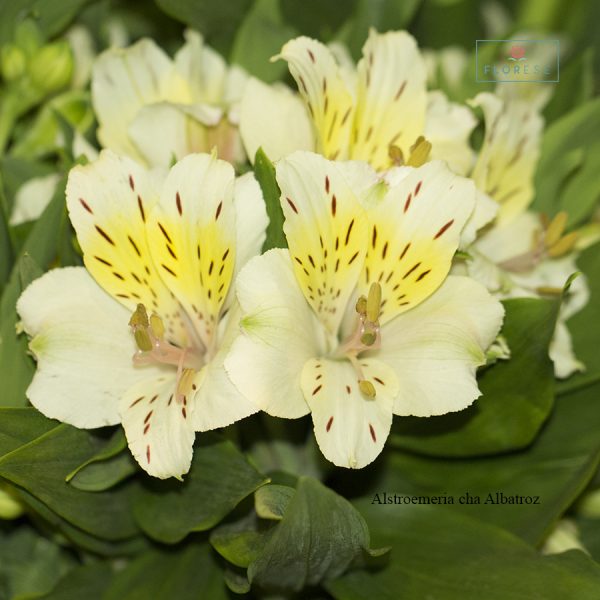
[355,295,367,315]
[407,136,432,167]
[366,283,382,323]
[544,212,568,247]
[359,380,376,398]
[150,313,165,340]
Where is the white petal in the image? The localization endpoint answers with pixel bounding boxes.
[425,90,477,177]
[224,249,327,418]
[147,153,237,347]
[120,374,195,479]
[174,30,227,104]
[17,267,167,428]
[301,358,398,468]
[376,275,504,416]
[550,320,585,379]
[10,174,60,226]
[191,302,258,431]
[360,160,477,324]
[239,77,314,163]
[92,39,176,162]
[470,92,543,224]
[66,149,191,346]
[460,190,498,248]
[277,151,369,334]
[351,29,427,170]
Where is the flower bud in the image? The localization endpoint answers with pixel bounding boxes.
[29,41,73,94]
[1,44,26,81]
[14,19,43,58]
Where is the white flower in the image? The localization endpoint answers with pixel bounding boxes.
[92,30,247,168]
[17,151,267,479]
[239,30,476,175]
[464,211,588,378]
[224,152,504,469]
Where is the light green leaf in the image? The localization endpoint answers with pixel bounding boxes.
[132,433,268,543]
[533,98,600,226]
[392,297,559,457]
[255,484,295,520]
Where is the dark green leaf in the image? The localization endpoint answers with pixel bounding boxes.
[66,429,136,492]
[255,148,286,252]
[154,0,253,57]
[133,433,268,543]
[0,415,139,541]
[104,543,229,600]
[248,477,378,593]
[41,563,113,600]
[392,297,559,457]
[326,504,600,600]
[0,524,76,600]
[281,0,357,41]
[344,380,600,546]
[230,0,297,83]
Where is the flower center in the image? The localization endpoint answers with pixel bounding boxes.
[498,211,578,273]
[335,282,383,398]
[129,303,204,403]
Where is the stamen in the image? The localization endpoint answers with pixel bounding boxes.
[406,136,432,167]
[359,379,376,399]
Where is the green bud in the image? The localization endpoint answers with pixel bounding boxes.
[1,44,26,81]
[29,41,73,94]
[14,19,43,58]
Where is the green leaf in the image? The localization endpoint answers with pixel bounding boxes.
[254,148,286,252]
[280,0,357,41]
[103,543,229,600]
[326,504,600,600]
[65,428,136,493]
[338,0,422,59]
[544,49,595,124]
[558,243,600,394]
[533,98,600,226]
[40,563,113,600]
[154,0,253,57]
[133,433,268,543]
[255,483,295,520]
[0,0,93,45]
[344,380,600,546]
[0,524,76,600]
[0,177,13,293]
[0,413,139,541]
[248,477,379,593]
[230,0,297,83]
[391,297,559,457]
[0,174,72,408]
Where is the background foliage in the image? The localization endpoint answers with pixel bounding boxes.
[0,0,599,598]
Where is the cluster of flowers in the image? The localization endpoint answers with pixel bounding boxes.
[17,30,589,479]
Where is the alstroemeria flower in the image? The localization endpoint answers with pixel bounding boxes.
[239,30,476,176]
[224,152,504,468]
[469,92,544,224]
[459,91,589,378]
[17,151,267,478]
[92,30,247,168]
[463,211,589,378]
